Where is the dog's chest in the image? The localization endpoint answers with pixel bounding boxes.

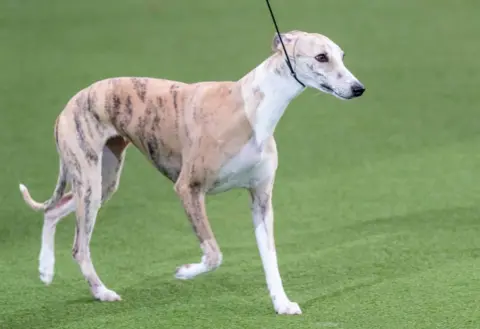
[208,138,271,194]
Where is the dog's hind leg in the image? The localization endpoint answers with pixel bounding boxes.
[39,193,75,285]
[69,147,122,302]
[52,104,122,301]
[37,137,128,286]
[37,137,128,288]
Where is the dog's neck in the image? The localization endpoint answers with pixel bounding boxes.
[239,53,306,147]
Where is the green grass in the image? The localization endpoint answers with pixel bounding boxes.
[1,0,480,328]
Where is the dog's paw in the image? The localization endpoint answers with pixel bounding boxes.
[39,253,54,285]
[175,263,208,280]
[274,300,302,315]
[39,268,54,285]
[93,287,122,302]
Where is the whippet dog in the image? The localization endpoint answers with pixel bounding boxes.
[19,30,365,315]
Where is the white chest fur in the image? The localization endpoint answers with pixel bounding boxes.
[207,59,304,195]
[208,138,272,194]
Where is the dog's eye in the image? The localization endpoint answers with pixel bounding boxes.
[315,53,329,63]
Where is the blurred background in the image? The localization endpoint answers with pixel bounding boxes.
[0,0,479,328]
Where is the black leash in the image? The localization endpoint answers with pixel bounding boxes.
[265,0,305,88]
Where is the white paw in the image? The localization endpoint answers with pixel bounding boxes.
[274,300,302,315]
[93,287,122,302]
[39,268,54,285]
[39,253,54,285]
[175,263,208,280]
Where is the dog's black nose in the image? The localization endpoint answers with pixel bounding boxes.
[351,83,365,97]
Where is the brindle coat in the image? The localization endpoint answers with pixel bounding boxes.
[19,30,365,315]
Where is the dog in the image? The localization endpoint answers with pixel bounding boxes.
[19,30,365,315]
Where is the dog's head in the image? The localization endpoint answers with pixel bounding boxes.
[272,30,365,99]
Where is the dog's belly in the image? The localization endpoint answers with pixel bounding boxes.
[208,139,272,194]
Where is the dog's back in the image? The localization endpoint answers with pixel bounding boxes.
[56,77,249,183]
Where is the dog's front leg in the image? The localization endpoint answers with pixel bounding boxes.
[249,181,302,315]
[174,178,222,280]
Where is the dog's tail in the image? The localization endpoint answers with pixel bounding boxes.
[19,159,68,212]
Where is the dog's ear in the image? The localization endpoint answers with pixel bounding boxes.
[271,31,301,52]
[271,32,293,52]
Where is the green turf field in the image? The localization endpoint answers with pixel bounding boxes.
[1,0,479,328]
